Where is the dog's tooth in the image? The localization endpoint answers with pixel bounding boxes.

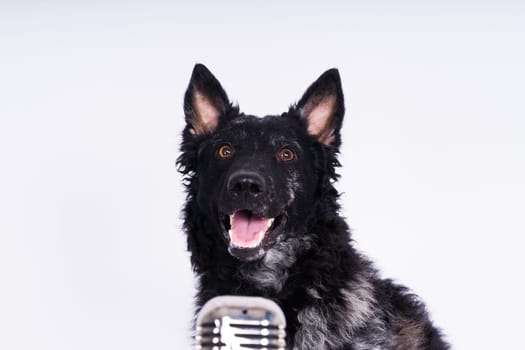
[267,218,274,228]
[257,231,265,244]
[228,229,232,238]
[229,214,234,224]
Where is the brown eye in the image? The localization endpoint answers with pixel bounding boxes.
[218,144,234,159]
[278,147,295,161]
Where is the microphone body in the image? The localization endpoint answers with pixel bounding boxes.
[195,295,287,350]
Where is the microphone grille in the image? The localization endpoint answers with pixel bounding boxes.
[195,296,286,350]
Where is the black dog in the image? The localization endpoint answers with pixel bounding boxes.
[177,64,449,349]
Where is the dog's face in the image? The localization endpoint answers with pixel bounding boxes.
[179,64,344,262]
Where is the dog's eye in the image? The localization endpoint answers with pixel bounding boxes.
[218,144,235,159]
[278,147,296,162]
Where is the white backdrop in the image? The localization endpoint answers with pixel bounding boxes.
[1,1,524,349]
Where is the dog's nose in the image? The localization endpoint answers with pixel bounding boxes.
[227,171,266,198]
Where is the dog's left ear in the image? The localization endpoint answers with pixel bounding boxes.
[295,68,345,148]
[184,64,230,136]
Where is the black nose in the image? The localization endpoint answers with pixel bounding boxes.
[227,171,266,198]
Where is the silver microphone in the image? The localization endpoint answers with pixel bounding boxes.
[194,295,287,350]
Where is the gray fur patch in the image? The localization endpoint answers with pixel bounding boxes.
[391,318,425,350]
[240,236,311,292]
[286,171,300,205]
[294,274,386,350]
[340,274,377,330]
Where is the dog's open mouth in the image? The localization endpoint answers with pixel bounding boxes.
[220,209,286,260]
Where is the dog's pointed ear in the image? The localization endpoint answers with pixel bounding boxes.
[184,64,230,136]
[295,68,344,148]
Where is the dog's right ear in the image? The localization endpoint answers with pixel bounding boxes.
[184,64,230,136]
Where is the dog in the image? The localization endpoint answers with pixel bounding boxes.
[177,64,449,349]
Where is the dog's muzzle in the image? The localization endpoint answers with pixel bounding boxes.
[219,170,287,261]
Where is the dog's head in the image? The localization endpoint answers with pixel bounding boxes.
[178,64,344,262]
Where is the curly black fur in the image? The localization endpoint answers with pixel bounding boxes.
[177,64,449,349]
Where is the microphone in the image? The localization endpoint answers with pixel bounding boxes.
[194,295,287,350]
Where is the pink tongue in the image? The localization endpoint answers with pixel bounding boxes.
[231,211,268,246]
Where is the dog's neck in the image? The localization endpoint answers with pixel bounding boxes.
[237,235,312,293]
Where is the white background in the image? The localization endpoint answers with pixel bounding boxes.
[1,1,524,349]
